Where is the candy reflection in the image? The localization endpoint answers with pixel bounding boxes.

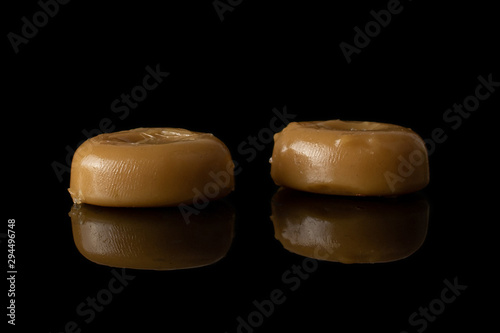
[69,201,234,270]
[271,188,429,264]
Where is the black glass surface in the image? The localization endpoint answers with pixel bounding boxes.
[5,1,497,332]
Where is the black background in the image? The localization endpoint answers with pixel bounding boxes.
[4,0,499,332]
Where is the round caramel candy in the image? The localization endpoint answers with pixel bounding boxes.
[69,128,234,207]
[270,120,429,196]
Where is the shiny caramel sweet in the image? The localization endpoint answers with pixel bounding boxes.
[271,188,429,264]
[69,128,234,207]
[69,201,235,270]
[270,120,429,196]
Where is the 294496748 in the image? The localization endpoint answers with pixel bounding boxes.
[7,218,16,326]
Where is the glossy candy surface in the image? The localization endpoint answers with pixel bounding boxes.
[69,128,234,207]
[270,120,429,196]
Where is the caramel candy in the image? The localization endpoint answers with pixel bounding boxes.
[270,120,429,196]
[271,188,429,264]
[69,202,235,270]
[69,128,234,207]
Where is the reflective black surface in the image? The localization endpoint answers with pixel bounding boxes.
[271,188,429,264]
[5,1,497,332]
[69,202,235,270]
